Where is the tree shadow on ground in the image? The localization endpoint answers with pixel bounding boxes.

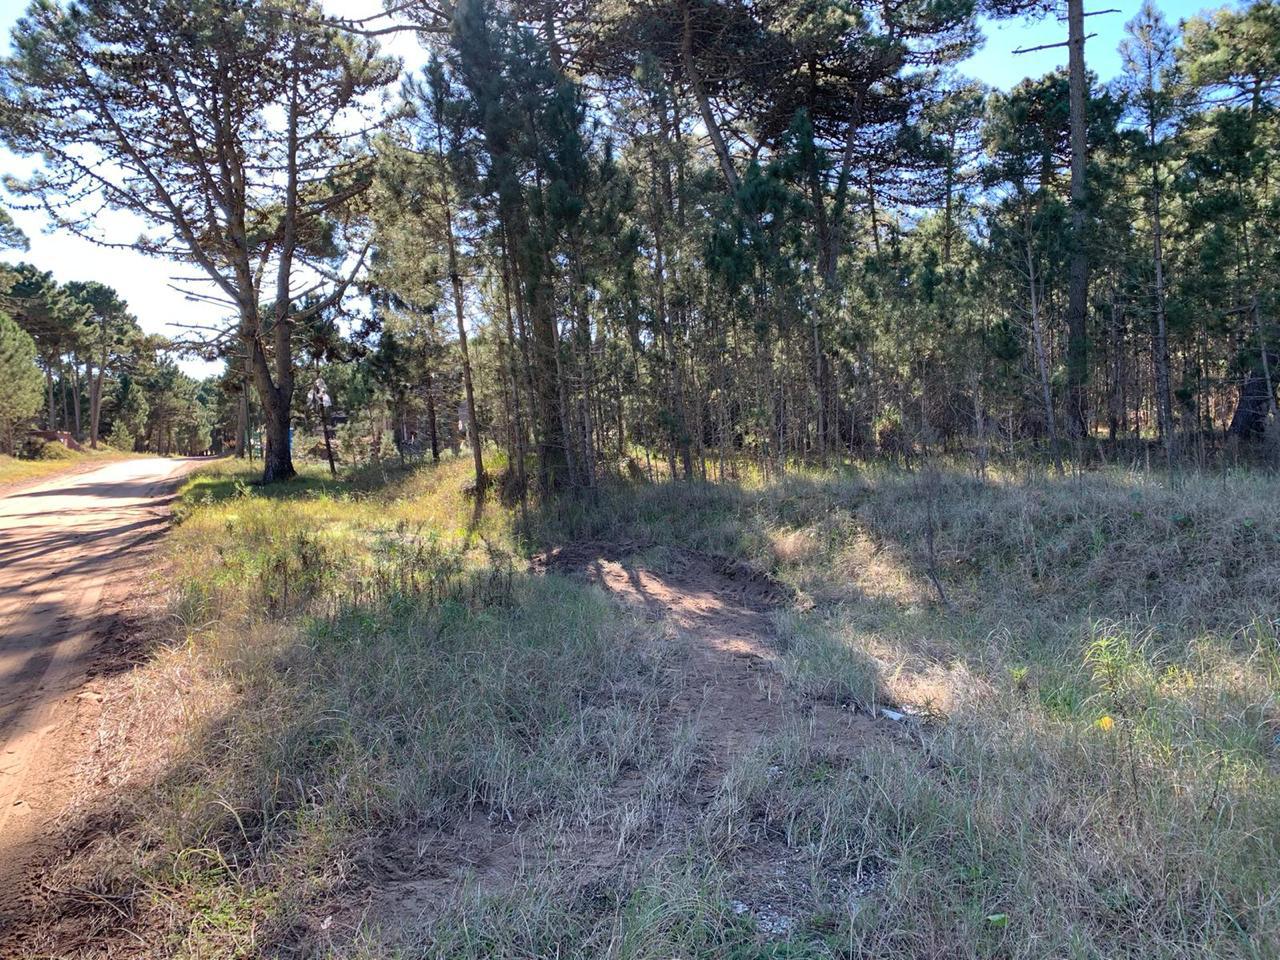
[10,458,1280,957]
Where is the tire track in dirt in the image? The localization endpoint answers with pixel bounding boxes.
[0,456,204,919]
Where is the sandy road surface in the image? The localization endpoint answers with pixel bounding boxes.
[0,456,202,892]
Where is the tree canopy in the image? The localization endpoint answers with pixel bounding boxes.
[0,0,1277,481]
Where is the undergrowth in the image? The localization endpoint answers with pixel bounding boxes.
[534,462,1280,958]
[27,455,1280,959]
[0,444,130,486]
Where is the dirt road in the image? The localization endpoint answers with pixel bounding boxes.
[0,456,201,894]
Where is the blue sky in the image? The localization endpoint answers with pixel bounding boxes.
[0,0,1225,377]
[961,0,1210,89]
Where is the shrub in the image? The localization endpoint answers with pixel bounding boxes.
[21,435,76,460]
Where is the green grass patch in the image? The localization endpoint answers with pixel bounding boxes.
[0,446,131,487]
[33,455,1280,959]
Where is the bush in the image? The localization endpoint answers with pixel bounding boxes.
[105,422,137,453]
[20,435,76,460]
[874,411,912,460]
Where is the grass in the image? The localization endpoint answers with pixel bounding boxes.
[26,453,1280,958]
[0,445,132,487]
[528,462,1280,957]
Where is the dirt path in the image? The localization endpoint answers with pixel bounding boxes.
[544,543,876,765]
[0,456,203,905]
[0,454,134,500]
[370,542,886,942]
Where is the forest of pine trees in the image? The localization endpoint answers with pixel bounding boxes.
[6,4,1280,955]
[0,260,217,457]
[0,0,1277,484]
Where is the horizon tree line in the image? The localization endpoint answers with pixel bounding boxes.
[0,0,1275,485]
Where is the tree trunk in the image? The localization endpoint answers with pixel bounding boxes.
[1107,296,1123,443]
[1027,233,1064,474]
[256,71,300,484]
[499,244,529,508]
[681,2,739,195]
[90,364,105,449]
[1227,364,1276,440]
[439,145,487,493]
[319,388,336,477]
[61,369,70,434]
[71,362,82,439]
[1152,177,1174,462]
[649,164,692,479]
[45,364,55,430]
[237,371,249,459]
[1229,298,1278,441]
[822,91,866,288]
[525,253,568,491]
[1253,296,1277,420]
[1066,0,1090,439]
[251,359,295,483]
[424,366,440,463]
[571,254,597,486]
[447,238,486,491]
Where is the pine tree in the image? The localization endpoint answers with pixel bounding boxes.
[1,0,395,482]
[1118,1,1182,460]
[0,310,43,454]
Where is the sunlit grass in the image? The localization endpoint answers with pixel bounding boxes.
[30,453,1280,958]
[0,446,133,487]
[519,458,1280,955]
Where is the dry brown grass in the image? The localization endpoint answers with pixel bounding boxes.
[14,456,1280,959]
[528,459,1280,958]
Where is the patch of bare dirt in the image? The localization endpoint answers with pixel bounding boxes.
[541,541,876,769]
[4,536,893,955]
[367,541,889,945]
[0,550,172,958]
